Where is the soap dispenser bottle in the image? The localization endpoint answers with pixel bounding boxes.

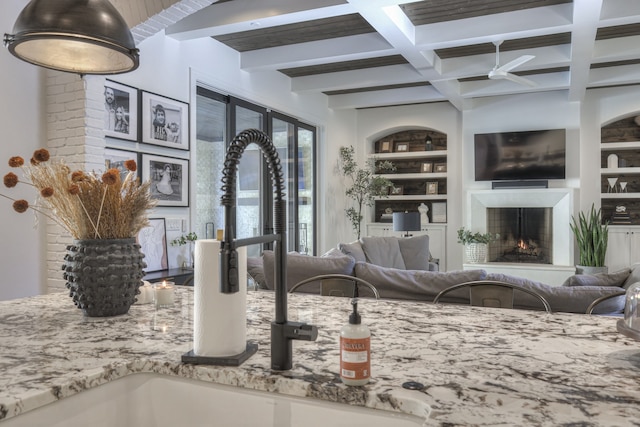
[340,297,370,386]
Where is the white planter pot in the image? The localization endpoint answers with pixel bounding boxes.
[576,265,608,275]
[465,243,487,264]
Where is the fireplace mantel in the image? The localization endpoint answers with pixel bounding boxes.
[467,188,574,266]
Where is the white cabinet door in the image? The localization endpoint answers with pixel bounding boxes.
[629,230,640,268]
[606,228,632,273]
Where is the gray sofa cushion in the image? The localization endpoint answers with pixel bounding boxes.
[263,250,356,293]
[338,241,366,263]
[623,263,640,289]
[562,269,631,287]
[247,256,267,289]
[354,262,487,302]
[360,237,406,269]
[397,235,430,271]
[486,273,626,314]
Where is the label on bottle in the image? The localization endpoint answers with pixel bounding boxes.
[340,336,370,380]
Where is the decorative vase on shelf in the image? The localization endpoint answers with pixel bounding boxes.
[608,177,618,193]
[465,243,487,264]
[62,238,146,317]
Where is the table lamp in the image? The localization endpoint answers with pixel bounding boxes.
[393,211,420,237]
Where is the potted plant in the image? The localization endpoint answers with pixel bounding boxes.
[170,231,198,269]
[457,227,498,264]
[338,145,395,239]
[2,149,155,316]
[570,204,609,274]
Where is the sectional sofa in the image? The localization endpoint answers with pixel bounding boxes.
[247,235,635,315]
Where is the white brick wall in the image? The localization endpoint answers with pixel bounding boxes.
[42,0,215,291]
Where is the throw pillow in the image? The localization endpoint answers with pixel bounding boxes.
[338,241,366,263]
[354,262,487,301]
[262,250,356,292]
[397,235,430,270]
[562,268,631,288]
[360,236,406,269]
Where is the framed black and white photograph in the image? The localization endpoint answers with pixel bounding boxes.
[141,91,189,150]
[427,182,439,195]
[379,139,392,153]
[136,218,168,272]
[421,162,432,173]
[104,80,138,141]
[395,142,409,153]
[434,163,447,173]
[142,154,189,207]
[104,148,140,182]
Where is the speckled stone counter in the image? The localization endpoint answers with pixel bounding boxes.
[1,287,639,426]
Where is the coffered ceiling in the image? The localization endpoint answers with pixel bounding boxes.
[166,0,640,110]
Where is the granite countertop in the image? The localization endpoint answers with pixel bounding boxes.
[1,287,639,426]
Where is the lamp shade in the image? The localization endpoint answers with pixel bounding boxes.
[393,212,421,233]
[4,0,139,75]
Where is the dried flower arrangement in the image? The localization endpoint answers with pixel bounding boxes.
[2,149,155,240]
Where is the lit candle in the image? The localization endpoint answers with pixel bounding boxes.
[154,280,175,308]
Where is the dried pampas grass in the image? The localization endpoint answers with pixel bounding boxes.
[2,149,155,239]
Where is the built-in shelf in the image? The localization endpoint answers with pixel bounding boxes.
[375,194,448,201]
[601,141,640,151]
[601,193,640,199]
[601,167,640,174]
[377,172,447,180]
[370,129,448,224]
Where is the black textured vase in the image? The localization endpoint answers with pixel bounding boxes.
[62,238,146,317]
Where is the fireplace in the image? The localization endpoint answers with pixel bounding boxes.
[467,189,574,267]
[487,208,553,264]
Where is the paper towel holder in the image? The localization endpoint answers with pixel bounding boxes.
[182,129,318,370]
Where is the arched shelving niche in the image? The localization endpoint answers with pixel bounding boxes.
[368,129,448,223]
[601,114,640,224]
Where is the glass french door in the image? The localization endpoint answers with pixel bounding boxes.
[195,86,316,257]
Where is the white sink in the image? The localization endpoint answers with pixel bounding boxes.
[3,374,425,426]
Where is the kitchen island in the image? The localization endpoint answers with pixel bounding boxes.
[0,287,639,425]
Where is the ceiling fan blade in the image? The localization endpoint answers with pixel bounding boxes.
[496,54,535,73]
[503,72,537,87]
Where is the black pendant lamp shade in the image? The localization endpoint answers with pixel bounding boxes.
[4,0,139,75]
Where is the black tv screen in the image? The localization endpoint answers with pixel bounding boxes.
[474,129,566,181]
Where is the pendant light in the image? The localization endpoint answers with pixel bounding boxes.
[3,0,139,75]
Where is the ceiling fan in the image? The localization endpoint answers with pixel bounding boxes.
[487,40,536,87]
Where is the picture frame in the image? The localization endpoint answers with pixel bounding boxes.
[389,185,404,195]
[104,80,138,142]
[141,91,189,150]
[421,162,432,173]
[104,148,141,182]
[136,218,168,273]
[394,142,409,153]
[434,163,447,173]
[379,140,392,153]
[431,202,447,223]
[142,153,189,207]
[427,181,439,195]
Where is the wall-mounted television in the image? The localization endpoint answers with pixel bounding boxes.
[474,129,566,181]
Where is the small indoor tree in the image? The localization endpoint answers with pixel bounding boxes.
[338,145,395,239]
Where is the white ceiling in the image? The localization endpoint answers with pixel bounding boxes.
[166,0,640,111]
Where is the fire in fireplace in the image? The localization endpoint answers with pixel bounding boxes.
[487,207,552,264]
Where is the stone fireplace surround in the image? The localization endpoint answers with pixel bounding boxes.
[466,189,576,285]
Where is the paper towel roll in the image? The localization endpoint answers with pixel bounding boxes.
[193,239,247,357]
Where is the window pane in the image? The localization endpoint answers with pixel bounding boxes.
[235,105,264,257]
[298,127,314,254]
[272,118,294,250]
[195,91,226,242]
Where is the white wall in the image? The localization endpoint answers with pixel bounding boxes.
[0,0,47,300]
